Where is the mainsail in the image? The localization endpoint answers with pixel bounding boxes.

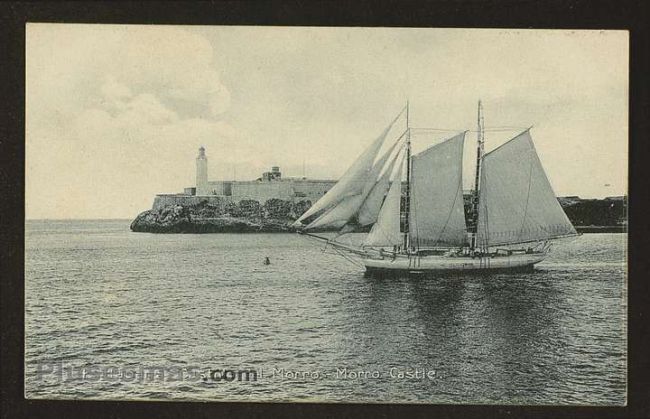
[476,129,577,247]
[409,132,468,248]
[364,153,405,247]
[294,114,402,227]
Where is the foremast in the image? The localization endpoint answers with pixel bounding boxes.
[469,100,485,251]
[403,100,412,252]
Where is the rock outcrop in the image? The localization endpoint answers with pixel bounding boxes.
[131,194,627,234]
[130,198,311,233]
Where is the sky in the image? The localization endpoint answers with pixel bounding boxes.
[25,24,628,219]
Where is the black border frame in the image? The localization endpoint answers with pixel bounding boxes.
[1,1,648,418]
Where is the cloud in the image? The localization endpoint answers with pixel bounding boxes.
[27,24,231,121]
[25,25,628,219]
[26,24,239,219]
[100,75,132,105]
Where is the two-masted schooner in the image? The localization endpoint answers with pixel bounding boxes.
[293,102,578,274]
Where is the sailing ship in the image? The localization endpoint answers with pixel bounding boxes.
[293,101,579,274]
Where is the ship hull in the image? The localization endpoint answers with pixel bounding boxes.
[362,252,546,275]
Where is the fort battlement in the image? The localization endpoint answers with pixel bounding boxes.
[151,147,338,210]
[152,194,233,211]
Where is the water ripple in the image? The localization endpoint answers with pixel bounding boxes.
[25,221,626,405]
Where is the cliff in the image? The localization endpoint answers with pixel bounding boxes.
[130,195,627,234]
[130,198,311,233]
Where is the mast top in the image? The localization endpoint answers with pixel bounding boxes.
[406,99,410,130]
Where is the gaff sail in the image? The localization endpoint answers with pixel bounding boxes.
[409,132,468,248]
[476,129,578,247]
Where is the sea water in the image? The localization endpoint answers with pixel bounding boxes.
[25,220,627,404]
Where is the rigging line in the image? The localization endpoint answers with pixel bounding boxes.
[333,245,364,268]
[433,165,465,248]
[432,133,467,248]
[480,165,490,249]
[365,149,406,247]
[528,133,577,233]
[411,127,529,133]
[411,126,529,130]
[517,148,536,243]
[372,194,397,247]
[394,103,409,122]
[482,128,532,158]
[409,159,419,251]
[410,127,464,132]
[411,131,466,158]
[333,230,354,245]
[482,129,532,133]
[484,232,579,247]
[485,126,532,130]
[372,141,407,189]
[381,171,408,248]
[390,128,410,148]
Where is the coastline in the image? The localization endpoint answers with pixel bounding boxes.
[129,199,302,234]
[129,200,626,234]
[575,225,626,234]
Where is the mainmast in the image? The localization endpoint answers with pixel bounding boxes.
[469,100,485,250]
[403,100,411,252]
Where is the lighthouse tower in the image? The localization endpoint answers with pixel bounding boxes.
[196,146,209,195]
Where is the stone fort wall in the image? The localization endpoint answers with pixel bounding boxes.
[152,194,233,211]
[156,149,338,211]
[153,179,336,211]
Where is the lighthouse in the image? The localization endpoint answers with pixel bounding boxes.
[196,146,209,195]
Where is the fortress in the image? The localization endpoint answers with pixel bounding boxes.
[152,147,337,210]
[140,147,626,234]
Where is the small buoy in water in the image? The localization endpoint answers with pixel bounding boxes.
[264,257,270,265]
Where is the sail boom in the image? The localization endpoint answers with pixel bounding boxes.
[298,232,368,255]
[481,232,580,248]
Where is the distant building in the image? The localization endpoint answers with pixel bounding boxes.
[261,166,282,181]
[153,147,338,210]
[155,147,610,216]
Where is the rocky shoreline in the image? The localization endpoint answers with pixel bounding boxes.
[130,196,627,234]
[130,198,308,233]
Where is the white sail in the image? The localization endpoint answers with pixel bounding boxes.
[356,144,403,226]
[409,132,468,248]
[294,115,402,227]
[305,194,366,230]
[476,130,577,247]
[364,155,405,247]
[305,141,402,231]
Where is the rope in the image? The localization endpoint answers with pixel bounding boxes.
[517,148,535,243]
[432,158,465,248]
[331,245,365,268]
[411,127,529,134]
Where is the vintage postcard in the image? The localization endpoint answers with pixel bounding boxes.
[25,24,628,404]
